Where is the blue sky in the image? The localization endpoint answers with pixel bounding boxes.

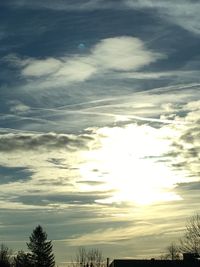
[0,0,200,266]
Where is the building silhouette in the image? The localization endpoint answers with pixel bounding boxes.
[110,253,200,267]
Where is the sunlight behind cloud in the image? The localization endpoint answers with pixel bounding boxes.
[79,124,187,206]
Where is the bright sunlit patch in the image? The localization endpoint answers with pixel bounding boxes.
[79,124,187,206]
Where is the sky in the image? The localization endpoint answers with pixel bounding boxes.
[0,0,200,266]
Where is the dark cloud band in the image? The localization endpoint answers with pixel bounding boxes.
[0,132,93,151]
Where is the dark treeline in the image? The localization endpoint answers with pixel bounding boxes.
[0,225,55,267]
[1,214,200,267]
[0,225,104,267]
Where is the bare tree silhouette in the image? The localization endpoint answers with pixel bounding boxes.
[180,214,200,254]
[72,247,104,267]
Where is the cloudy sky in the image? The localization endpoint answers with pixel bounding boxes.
[0,0,200,265]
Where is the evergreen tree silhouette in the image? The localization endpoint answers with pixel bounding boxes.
[27,225,55,267]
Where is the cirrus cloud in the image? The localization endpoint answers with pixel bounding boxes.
[125,0,200,35]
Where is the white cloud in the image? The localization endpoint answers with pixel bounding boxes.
[183,100,200,111]
[90,37,164,71]
[22,58,62,77]
[8,100,30,114]
[10,36,164,89]
[54,57,96,82]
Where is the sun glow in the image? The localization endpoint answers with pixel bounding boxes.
[79,124,185,206]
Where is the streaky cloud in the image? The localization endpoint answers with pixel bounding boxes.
[126,0,200,35]
[2,0,125,11]
[0,132,93,151]
[4,0,200,35]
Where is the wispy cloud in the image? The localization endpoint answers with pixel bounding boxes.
[3,0,123,11]
[1,1,200,265]
[118,70,200,80]
[8,100,30,114]
[125,0,200,35]
[5,0,200,35]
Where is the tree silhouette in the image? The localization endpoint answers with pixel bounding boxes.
[0,244,12,267]
[180,214,200,254]
[27,225,55,267]
[165,243,181,260]
[72,247,104,267]
[14,250,33,267]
